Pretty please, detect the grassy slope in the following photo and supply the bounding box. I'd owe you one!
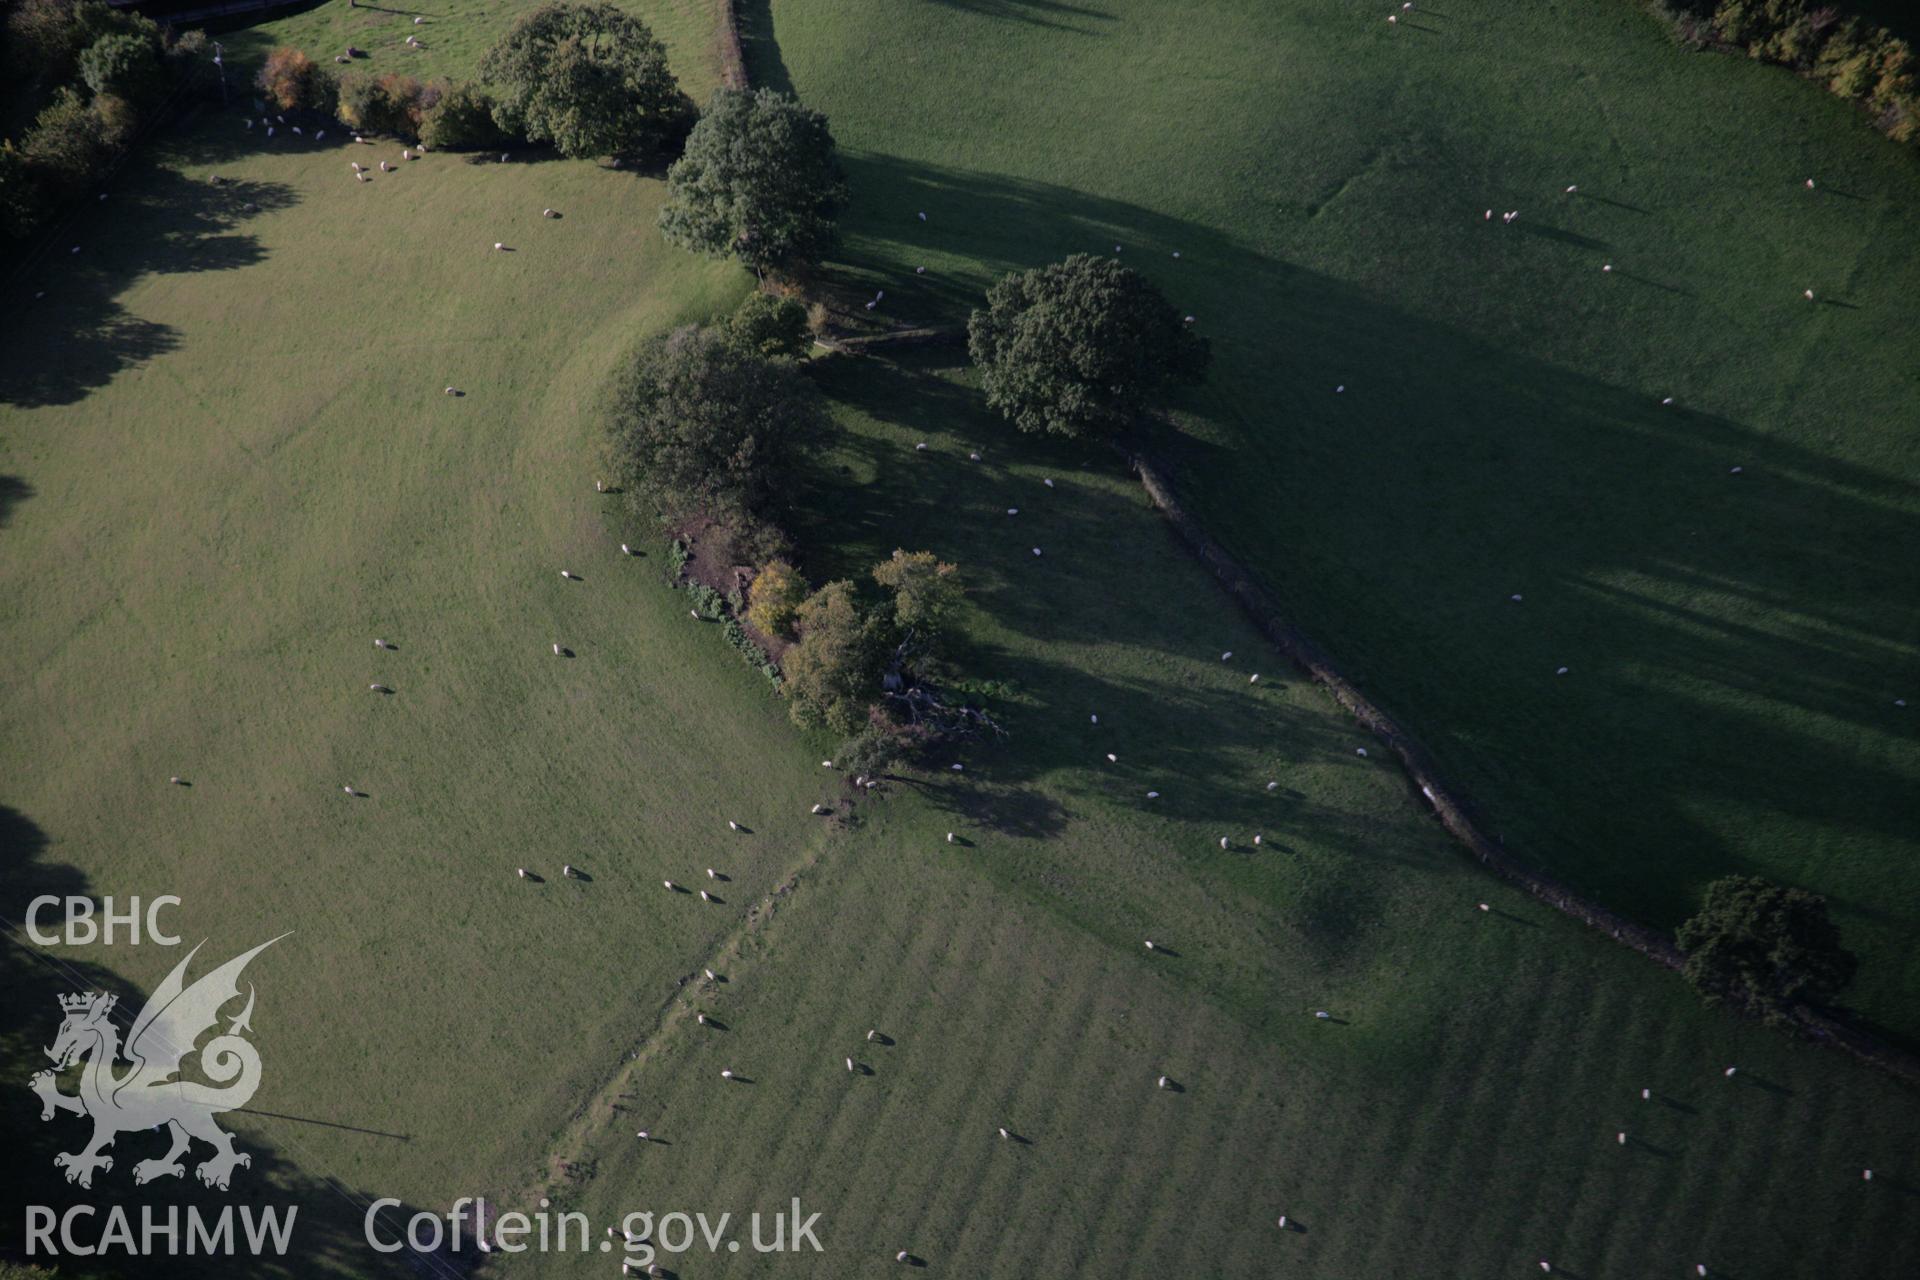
[0,4,785,1264]
[748,0,1920,1037]
[225,0,726,93]
[499,356,1920,1279]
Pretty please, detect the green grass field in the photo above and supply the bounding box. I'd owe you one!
[746,0,1920,1039]
[2,0,1919,1277]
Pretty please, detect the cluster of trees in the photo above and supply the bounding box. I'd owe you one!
[1,0,218,239]
[256,3,689,156]
[1659,0,1919,144]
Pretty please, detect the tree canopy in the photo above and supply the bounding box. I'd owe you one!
[967,253,1210,439]
[782,581,891,735]
[1676,875,1858,1024]
[872,549,962,639]
[604,324,825,529]
[659,87,847,276]
[727,291,812,360]
[478,2,680,157]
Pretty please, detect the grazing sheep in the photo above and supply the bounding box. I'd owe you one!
[1156,1075,1171,1089]
[1662,397,1675,405]
[501,153,510,163]
[1617,1132,1627,1145]
[379,161,390,172]
[375,638,391,648]
[1221,651,1233,661]
[1642,1087,1651,1099]
[811,804,825,814]
[946,831,955,843]
[246,119,253,129]
[1556,667,1569,676]
[1864,1169,1874,1181]
[1249,673,1260,684]
[543,208,558,218]
[342,785,355,795]
[728,820,739,831]
[697,1013,709,1025]
[316,130,325,140]
[266,126,275,137]
[1090,713,1099,724]
[918,212,927,220]
[690,609,700,619]
[1278,1216,1288,1229]
[517,868,529,878]
[369,683,392,693]
[1602,263,1613,273]
[292,126,303,135]
[621,543,633,555]
[705,967,717,980]
[970,452,981,461]
[1219,837,1229,850]
[1043,478,1055,488]
[1805,178,1815,189]
[664,879,678,891]
[897,1252,910,1264]
[700,890,714,902]
[1356,747,1368,757]
[1253,834,1262,846]
[998,1127,1010,1139]
[1144,940,1156,951]
[721,1069,734,1080]
[351,161,364,172]
[950,763,964,771]
[1314,1010,1330,1020]
[1479,903,1490,912]
[403,150,413,160]
[1106,752,1117,763]
[636,1129,650,1140]
[846,1057,855,1072]
[1724,1066,1738,1077]
[561,570,577,579]
[552,643,562,655]
[1007,507,1019,516]
[494,242,505,251]
[1565,184,1576,193]
[356,172,367,182]
[867,1029,878,1041]
[563,864,575,878]
[170,776,186,786]
[915,442,927,451]
[1146,790,1160,799]
[1032,547,1043,556]
[1804,289,1815,300]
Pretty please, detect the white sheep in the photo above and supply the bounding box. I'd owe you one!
[1144,940,1156,951]
[1156,1075,1171,1089]
[1106,753,1117,763]
[543,208,558,218]
[1221,651,1233,661]
[811,803,825,814]
[621,543,633,555]
[375,638,391,648]
[552,643,562,655]
[1090,714,1099,724]
[700,890,714,902]
[517,868,529,878]
[846,1057,855,1072]
[721,1069,734,1080]
[560,569,577,579]
[946,832,955,843]
[705,968,717,980]
[998,1127,1010,1139]
[369,683,392,693]
[635,1129,650,1140]
[1266,781,1279,790]
[563,864,575,878]
[728,820,739,831]
[1146,790,1160,799]
[1617,1132,1627,1145]
[1032,547,1043,556]
[866,1029,877,1041]
[1724,1066,1738,1077]
[1219,837,1229,850]
[292,126,303,135]
[1043,478,1055,488]
[697,1013,709,1025]
[170,776,186,786]
[897,1252,911,1264]
[1249,673,1260,684]
[664,879,678,891]
[379,161,390,172]
[356,172,367,182]
[1314,1010,1330,1020]
[493,242,505,251]
[1253,834,1263,846]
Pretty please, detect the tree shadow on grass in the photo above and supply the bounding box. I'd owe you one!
[792,151,1920,1036]
[1,148,295,409]
[0,806,442,1278]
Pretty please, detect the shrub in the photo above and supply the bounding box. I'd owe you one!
[968,253,1210,440]
[871,549,961,638]
[1676,875,1858,1025]
[419,81,507,150]
[783,581,889,734]
[0,143,48,238]
[727,291,812,359]
[257,46,331,114]
[604,324,827,527]
[479,2,680,157]
[659,87,847,277]
[337,72,426,137]
[745,558,808,638]
[78,31,164,105]
[163,29,222,102]
[21,87,117,195]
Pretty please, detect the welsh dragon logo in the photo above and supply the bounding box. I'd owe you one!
[31,936,285,1191]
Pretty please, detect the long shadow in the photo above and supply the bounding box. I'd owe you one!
[2,144,294,408]
[0,475,33,528]
[0,806,435,1277]
[796,151,1920,1040]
